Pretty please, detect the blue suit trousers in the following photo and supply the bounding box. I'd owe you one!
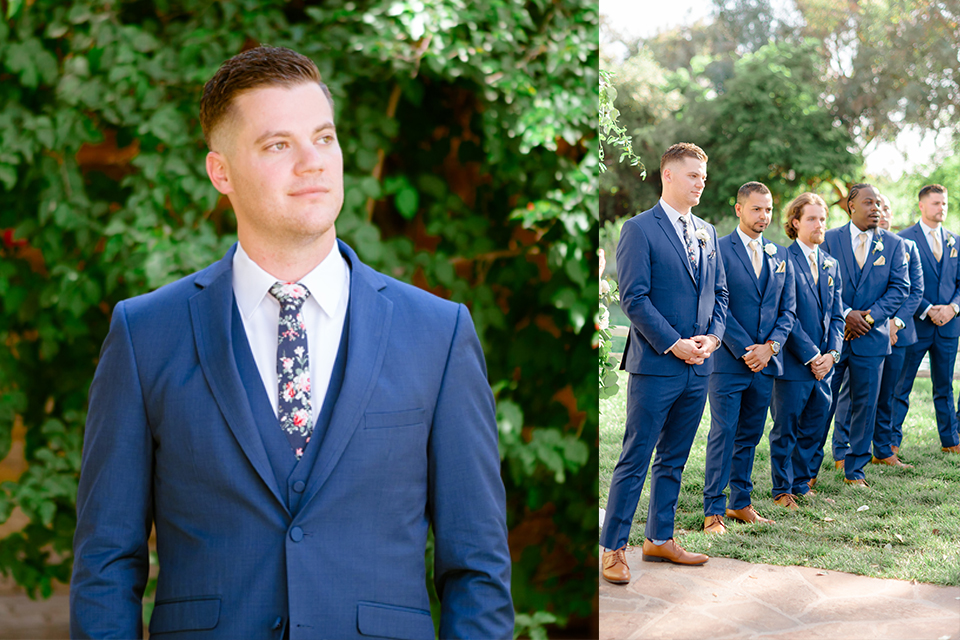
[769,376,833,496]
[601,369,708,547]
[827,353,885,480]
[894,335,960,448]
[703,372,773,516]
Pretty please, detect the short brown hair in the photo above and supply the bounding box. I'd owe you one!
[919,184,947,200]
[660,142,708,173]
[200,46,333,149]
[783,192,827,240]
[736,181,771,206]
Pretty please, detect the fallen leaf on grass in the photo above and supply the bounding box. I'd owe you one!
[824,498,835,504]
[815,571,828,576]
[895,534,904,542]
[823,517,835,522]
[883,543,892,551]
[932,529,940,536]
[856,505,869,512]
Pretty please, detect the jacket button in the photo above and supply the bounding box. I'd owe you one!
[290,526,304,542]
[293,480,305,492]
[272,616,283,630]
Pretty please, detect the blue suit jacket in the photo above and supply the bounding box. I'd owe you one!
[70,241,513,639]
[617,202,728,377]
[822,224,909,357]
[892,237,924,346]
[713,233,796,376]
[780,243,844,381]
[899,222,960,340]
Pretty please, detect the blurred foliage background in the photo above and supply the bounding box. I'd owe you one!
[0,0,599,637]
[600,0,959,273]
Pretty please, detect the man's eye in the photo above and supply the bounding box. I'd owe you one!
[318,134,335,144]
[270,142,287,151]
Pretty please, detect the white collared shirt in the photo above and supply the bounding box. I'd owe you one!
[232,242,350,422]
[660,198,696,252]
[796,238,819,266]
[919,218,944,258]
[735,226,763,261]
[848,221,874,252]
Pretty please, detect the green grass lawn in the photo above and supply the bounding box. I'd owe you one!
[600,373,960,586]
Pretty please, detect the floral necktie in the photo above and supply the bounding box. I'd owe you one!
[679,216,698,269]
[269,282,313,459]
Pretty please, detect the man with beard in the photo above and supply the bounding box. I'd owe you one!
[892,185,960,455]
[822,184,909,487]
[702,182,796,533]
[601,143,728,584]
[769,193,844,505]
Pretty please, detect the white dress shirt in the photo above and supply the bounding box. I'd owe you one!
[735,226,763,264]
[918,220,953,320]
[232,242,350,422]
[847,221,874,255]
[660,198,696,257]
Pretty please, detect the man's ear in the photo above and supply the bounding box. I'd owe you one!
[206,151,233,195]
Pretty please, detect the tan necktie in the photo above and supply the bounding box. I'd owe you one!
[931,229,942,262]
[809,251,819,285]
[855,232,868,269]
[750,239,762,278]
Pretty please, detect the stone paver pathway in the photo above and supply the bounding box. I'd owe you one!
[601,546,960,640]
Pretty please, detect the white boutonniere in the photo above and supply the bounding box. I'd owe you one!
[764,243,777,257]
[822,258,835,270]
[948,235,956,247]
[694,228,709,247]
[873,238,883,253]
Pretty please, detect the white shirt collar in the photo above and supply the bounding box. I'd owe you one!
[797,239,819,262]
[848,221,874,245]
[736,225,762,249]
[660,198,692,227]
[919,218,942,238]
[232,242,348,320]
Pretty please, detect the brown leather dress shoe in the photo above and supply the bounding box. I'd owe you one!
[703,515,726,534]
[641,539,708,566]
[843,477,870,487]
[891,445,899,455]
[601,546,630,584]
[871,454,913,469]
[773,493,799,510]
[725,505,774,524]
[808,477,817,491]
[834,459,845,470]
[942,445,960,454]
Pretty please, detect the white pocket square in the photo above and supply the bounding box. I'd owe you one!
[952,248,958,258]
[828,276,834,287]
[873,255,885,266]
[775,260,786,273]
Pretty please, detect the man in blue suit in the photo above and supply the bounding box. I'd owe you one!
[822,183,909,486]
[702,182,796,533]
[70,47,513,639]
[832,194,922,469]
[892,184,960,455]
[769,193,843,507]
[601,143,728,584]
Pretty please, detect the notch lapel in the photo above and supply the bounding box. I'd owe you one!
[858,228,880,286]
[938,228,950,281]
[837,224,860,290]
[731,232,762,293]
[817,252,831,315]
[911,223,939,280]
[189,246,289,515]
[297,242,393,513]
[655,207,697,285]
[790,243,817,297]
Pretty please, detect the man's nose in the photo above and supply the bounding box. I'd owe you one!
[296,142,325,173]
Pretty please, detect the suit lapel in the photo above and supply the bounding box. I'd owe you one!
[298,242,393,512]
[189,245,289,515]
[859,228,879,285]
[790,243,817,297]
[817,252,831,314]
[937,228,950,280]
[910,223,939,281]
[731,232,762,293]
[655,206,697,285]
[837,224,860,290]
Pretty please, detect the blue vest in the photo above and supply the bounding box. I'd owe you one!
[231,295,350,514]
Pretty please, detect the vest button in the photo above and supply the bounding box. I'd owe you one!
[290,527,304,542]
[293,480,305,493]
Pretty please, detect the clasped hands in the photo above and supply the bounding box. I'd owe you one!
[844,309,872,341]
[928,304,957,327]
[809,352,836,381]
[669,335,719,365]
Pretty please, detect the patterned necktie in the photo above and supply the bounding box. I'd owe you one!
[679,216,698,269]
[749,239,762,278]
[931,229,942,262]
[808,250,819,285]
[269,282,313,460]
[855,232,868,269]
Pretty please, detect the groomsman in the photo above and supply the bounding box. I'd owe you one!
[832,194,922,468]
[823,183,909,486]
[702,182,795,534]
[601,143,728,584]
[769,193,843,507]
[892,185,960,454]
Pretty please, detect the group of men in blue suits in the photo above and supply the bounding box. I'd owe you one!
[602,141,958,587]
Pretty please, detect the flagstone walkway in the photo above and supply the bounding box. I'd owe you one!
[600,546,960,640]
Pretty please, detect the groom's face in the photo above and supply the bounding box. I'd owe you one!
[664,156,707,209]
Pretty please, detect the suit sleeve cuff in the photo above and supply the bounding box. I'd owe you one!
[804,352,821,366]
[664,338,680,355]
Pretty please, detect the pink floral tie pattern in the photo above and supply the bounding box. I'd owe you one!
[269,282,313,459]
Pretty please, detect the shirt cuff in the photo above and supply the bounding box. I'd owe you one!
[665,338,680,355]
[842,308,851,319]
[920,304,932,320]
[804,352,821,366]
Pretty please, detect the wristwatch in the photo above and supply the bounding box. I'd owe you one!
[864,313,875,325]
[767,340,781,355]
[952,303,959,315]
[828,349,840,361]
[894,317,905,330]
